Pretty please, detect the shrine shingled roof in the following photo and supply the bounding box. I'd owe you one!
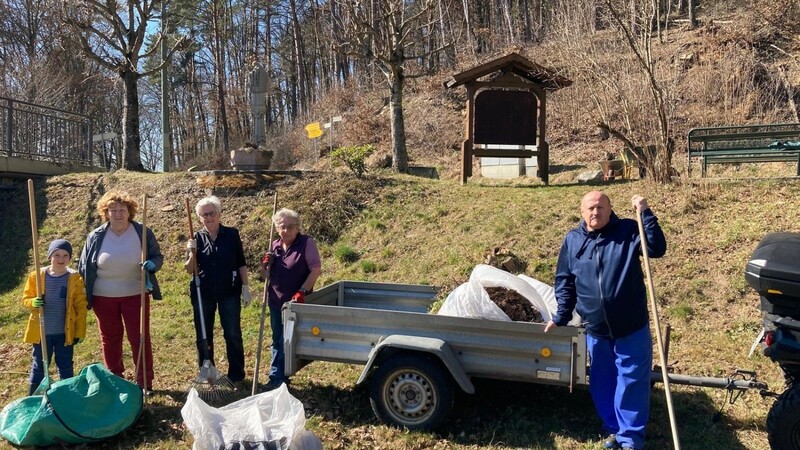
[443,52,572,91]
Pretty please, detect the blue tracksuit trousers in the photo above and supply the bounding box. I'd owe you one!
[587,324,652,449]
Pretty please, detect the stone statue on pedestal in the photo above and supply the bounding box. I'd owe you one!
[230,66,273,170]
[249,66,269,146]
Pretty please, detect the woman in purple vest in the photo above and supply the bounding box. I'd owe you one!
[262,208,321,390]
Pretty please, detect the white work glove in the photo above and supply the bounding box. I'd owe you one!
[186,239,197,250]
[241,285,252,307]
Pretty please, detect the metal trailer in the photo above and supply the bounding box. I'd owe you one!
[283,280,769,431]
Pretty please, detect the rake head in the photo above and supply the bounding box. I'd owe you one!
[187,360,235,402]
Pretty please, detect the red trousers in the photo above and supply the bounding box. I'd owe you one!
[92,294,154,389]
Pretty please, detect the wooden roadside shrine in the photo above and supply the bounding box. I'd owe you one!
[444,53,572,185]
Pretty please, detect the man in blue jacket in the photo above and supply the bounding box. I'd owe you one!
[545,191,666,450]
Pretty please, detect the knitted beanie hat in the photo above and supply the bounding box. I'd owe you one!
[47,239,73,258]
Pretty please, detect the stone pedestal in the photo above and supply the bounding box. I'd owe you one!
[230,147,273,170]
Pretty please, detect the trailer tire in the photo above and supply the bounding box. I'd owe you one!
[767,384,800,450]
[368,354,454,431]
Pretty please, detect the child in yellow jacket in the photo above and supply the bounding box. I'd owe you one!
[22,239,88,395]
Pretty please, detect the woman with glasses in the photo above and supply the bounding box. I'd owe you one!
[184,196,251,390]
[78,191,163,393]
[260,208,321,391]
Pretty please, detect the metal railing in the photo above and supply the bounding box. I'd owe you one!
[1,96,93,167]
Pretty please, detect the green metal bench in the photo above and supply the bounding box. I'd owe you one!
[687,123,800,177]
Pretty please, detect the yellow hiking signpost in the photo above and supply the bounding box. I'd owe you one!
[306,117,342,159]
[306,122,324,160]
[305,122,323,139]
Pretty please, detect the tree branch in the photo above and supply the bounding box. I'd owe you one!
[597,121,636,151]
[140,35,190,77]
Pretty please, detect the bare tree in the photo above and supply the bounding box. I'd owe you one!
[600,0,675,183]
[63,0,185,170]
[338,0,443,173]
[0,0,73,102]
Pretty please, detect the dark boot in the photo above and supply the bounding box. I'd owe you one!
[603,434,620,449]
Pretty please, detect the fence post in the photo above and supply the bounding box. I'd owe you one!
[5,98,12,156]
[87,118,94,167]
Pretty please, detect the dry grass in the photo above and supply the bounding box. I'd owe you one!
[1,170,799,450]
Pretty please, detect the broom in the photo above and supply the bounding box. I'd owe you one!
[184,198,234,401]
[27,179,51,396]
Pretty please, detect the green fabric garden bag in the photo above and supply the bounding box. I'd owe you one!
[0,363,143,446]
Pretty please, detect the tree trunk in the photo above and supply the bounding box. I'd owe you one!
[389,67,408,173]
[655,0,662,42]
[779,66,800,122]
[172,87,186,166]
[688,0,696,27]
[122,70,144,170]
[264,4,274,128]
[501,0,514,43]
[114,137,122,169]
[438,0,455,67]
[462,0,476,58]
[212,0,230,154]
[289,0,308,113]
[333,3,350,85]
[310,0,328,91]
[191,56,210,155]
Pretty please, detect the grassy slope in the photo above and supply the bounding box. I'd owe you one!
[1,170,799,450]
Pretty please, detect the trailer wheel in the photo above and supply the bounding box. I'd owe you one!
[368,354,454,431]
[767,384,800,450]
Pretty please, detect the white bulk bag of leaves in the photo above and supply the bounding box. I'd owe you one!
[437,265,510,321]
[182,384,306,450]
[438,264,581,326]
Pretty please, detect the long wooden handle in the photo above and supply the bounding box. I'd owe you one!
[637,208,681,450]
[141,195,148,289]
[252,191,278,396]
[184,198,199,277]
[27,180,43,298]
[27,180,47,359]
[185,198,195,236]
[265,192,278,282]
[138,195,149,396]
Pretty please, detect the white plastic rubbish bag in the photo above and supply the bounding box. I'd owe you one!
[438,264,580,326]
[290,429,324,450]
[437,274,508,321]
[518,273,581,326]
[182,384,306,450]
